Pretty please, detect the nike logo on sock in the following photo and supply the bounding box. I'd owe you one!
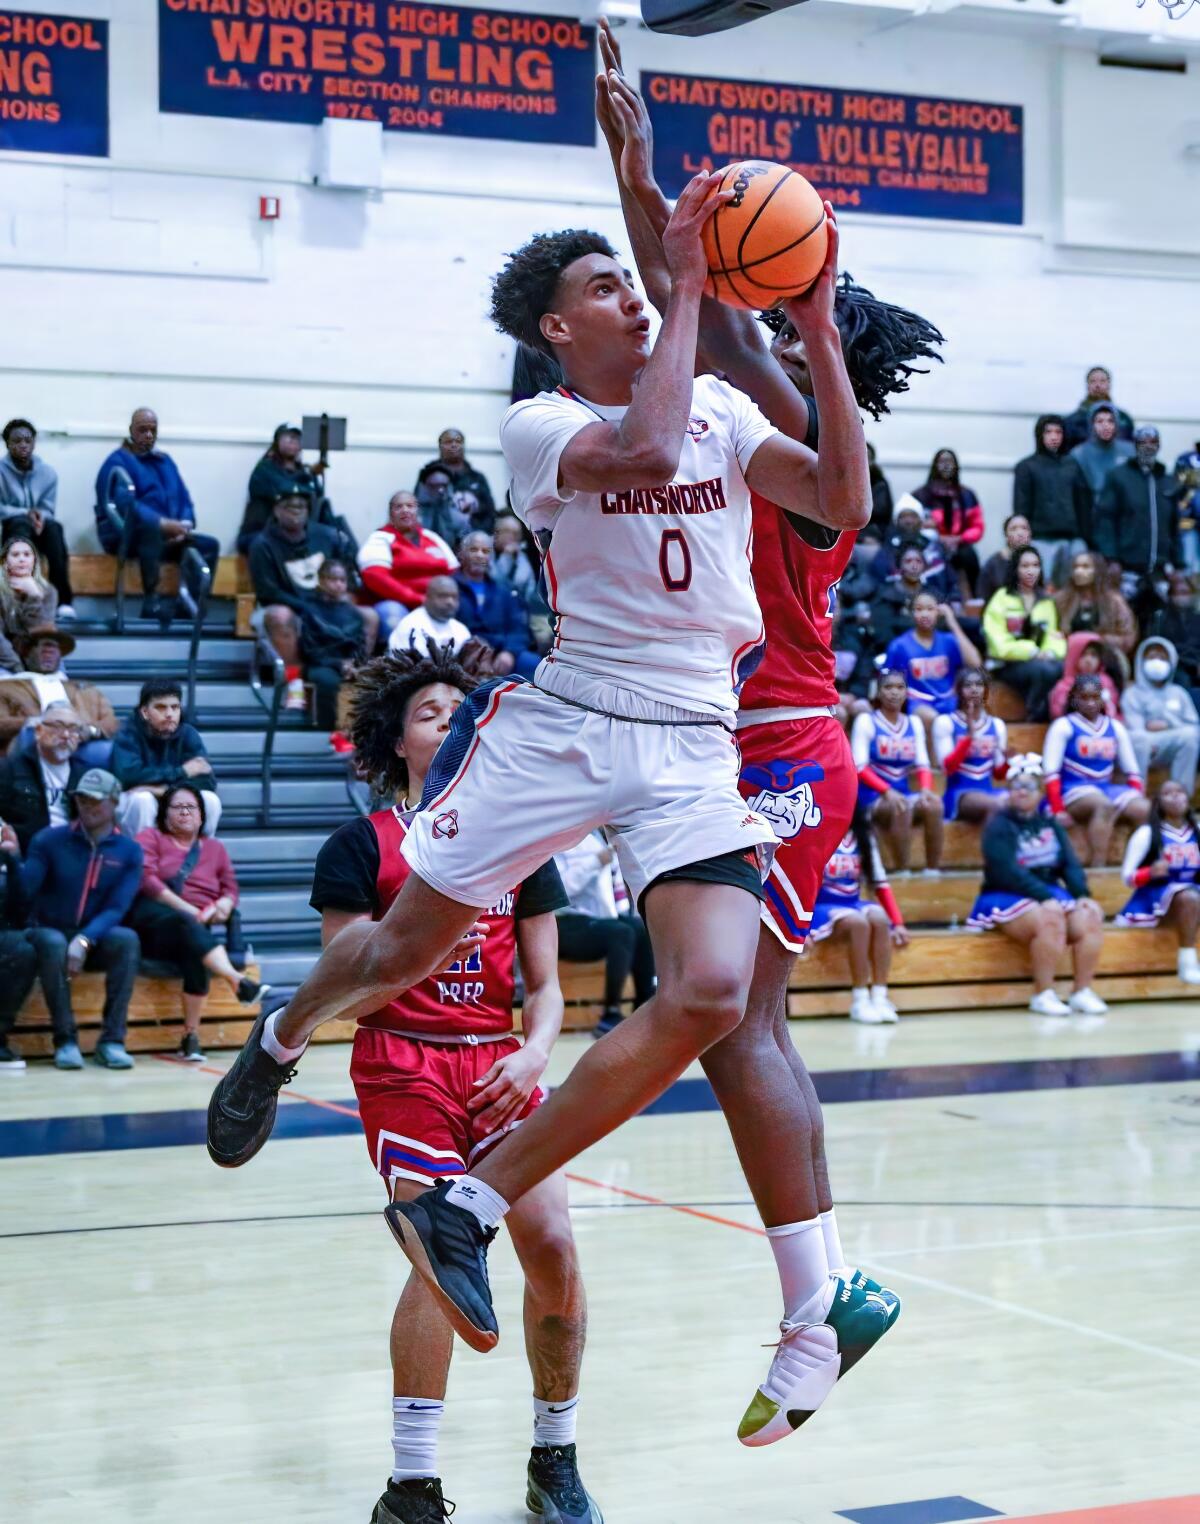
[406,1403,441,1411]
[547,1403,578,1413]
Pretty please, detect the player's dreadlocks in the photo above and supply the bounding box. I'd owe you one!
[490,229,618,353]
[759,273,945,420]
[348,646,489,798]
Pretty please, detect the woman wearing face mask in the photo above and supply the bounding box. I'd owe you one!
[0,534,56,673]
[851,668,943,873]
[977,515,1031,605]
[1120,637,1200,796]
[1042,673,1149,867]
[931,668,1009,825]
[982,547,1066,721]
[968,754,1108,1018]
[912,448,983,599]
[1116,779,1200,984]
[1053,551,1137,662]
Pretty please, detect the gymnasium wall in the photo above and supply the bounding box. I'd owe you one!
[3,0,1200,556]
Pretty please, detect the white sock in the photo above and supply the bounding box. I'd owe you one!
[1179,947,1199,974]
[870,984,890,1005]
[444,1174,510,1229]
[765,1217,828,1319]
[850,985,870,1002]
[261,1009,307,1065]
[533,1394,579,1448]
[819,1207,847,1275]
[391,1396,443,1481]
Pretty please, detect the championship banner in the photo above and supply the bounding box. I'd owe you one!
[643,71,1023,226]
[158,1,595,146]
[0,10,108,157]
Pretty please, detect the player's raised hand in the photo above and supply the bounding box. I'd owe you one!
[598,15,626,76]
[607,70,656,195]
[468,1043,546,1134]
[781,203,839,337]
[662,172,729,293]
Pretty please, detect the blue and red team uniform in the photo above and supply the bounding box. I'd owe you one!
[736,492,859,953]
[850,708,933,813]
[806,829,903,943]
[1042,712,1143,815]
[932,710,1009,821]
[310,806,567,1191]
[1117,821,1200,925]
[883,629,962,715]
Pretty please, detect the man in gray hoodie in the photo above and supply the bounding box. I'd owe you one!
[1121,636,1200,793]
[1069,402,1135,500]
[0,419,75,618]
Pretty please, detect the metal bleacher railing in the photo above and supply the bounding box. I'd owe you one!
[248,624,286,827]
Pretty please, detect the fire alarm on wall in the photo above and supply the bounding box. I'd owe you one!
[259,195,280,220]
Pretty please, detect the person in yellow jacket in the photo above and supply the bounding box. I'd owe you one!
[983,546,1067,720]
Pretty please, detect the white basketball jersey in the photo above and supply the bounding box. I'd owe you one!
[500,373,777,719]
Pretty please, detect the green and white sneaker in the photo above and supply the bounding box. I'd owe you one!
[737,1274,893,1447]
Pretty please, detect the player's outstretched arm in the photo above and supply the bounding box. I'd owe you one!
[743,213,870,532]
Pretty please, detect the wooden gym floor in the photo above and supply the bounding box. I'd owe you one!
[2,1004,1199,1524]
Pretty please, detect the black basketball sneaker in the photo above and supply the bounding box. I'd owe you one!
[526,1444,604,1523]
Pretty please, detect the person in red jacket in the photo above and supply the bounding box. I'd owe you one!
[357,490,459,642]
[913,448,984,598]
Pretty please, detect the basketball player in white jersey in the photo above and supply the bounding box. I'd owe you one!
[208,170,870,1357]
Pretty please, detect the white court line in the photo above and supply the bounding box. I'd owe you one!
[873,1220,1200,1259]
[870,1261,1200,1371]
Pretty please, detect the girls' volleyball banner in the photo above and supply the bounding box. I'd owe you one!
[0,10,108,156]
[157,1,595,146]
[643,71,1023,226]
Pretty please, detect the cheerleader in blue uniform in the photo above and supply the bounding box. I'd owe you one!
[808,804,910,1024]
[1042,673,1148,867]
[1116,778,1200,985]
[931,668,1009,826]
[850,669,943,873]
[968,754,1108,1018]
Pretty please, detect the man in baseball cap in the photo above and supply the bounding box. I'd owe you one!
[22,764,143,1070]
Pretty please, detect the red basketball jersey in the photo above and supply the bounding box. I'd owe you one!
[739,493,855,713]
[361,808,517,1039]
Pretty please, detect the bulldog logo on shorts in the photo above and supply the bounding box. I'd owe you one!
[432,810,460,840]
[741,759,825,841]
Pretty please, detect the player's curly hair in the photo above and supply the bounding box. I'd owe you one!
[347,646,490,797]
[490,229,619,353]
[759,273,945,420]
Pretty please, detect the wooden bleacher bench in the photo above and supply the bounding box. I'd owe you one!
[69,553,250,601]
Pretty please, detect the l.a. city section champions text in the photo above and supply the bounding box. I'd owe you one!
[159,0,595,144]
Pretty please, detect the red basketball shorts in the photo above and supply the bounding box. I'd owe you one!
[737,714,858,953]
[349,1028,544,1192]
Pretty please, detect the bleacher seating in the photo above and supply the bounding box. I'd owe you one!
[5,550,1196,1054]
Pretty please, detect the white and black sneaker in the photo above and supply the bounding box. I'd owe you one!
[206,1007,297,1168]
[526,1444,603,1523]
[370,1476,454,1523]
[0,1043,26,1072]
[179,1032,205,1063]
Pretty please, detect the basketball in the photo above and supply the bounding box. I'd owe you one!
[701,161,829,311]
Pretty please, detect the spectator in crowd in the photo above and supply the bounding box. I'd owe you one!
[390,574,471,660]
[1121,637,1200,797]
[967,755,1107,1018]
[1175,441,1200,576]
[94,408,220,624]
[1053,550,1137,663]
[416,428,496,530]
[22,767,142,1070]
[1012,415,1090,587]
[492,513,539,606]
[851,668,943,873]
[1044,673,1147,867]
[874,544,957,651]
[0,819,37,1071]
[415,464,474,549]
[977,514,1032,606]
[0,705,89,851]
[357,489,458,641]
[932,668,1009,828]
[983,548,1066,721]
[0,419,75,618]
[1116,779,1200,985]
[298,559,370,728]
[239,423,325,555]
[1049,634,1123,721]
[0,628,117,760]
[130,782,264,1062]
[1096,426,1184,629]
[912,448,983,597]
[1063,366,1135,451]
[877,495,942,577]
[1069,403,1135,503]
[884,590,980,724]
[805,804,909,1025]
[1156,575,1200,704]
[0,535,57,671]
[250,495,377,704]
[454,532,539,678]
[110,679,221,837]
[555,832,656,1038]
[867,441,893,534]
